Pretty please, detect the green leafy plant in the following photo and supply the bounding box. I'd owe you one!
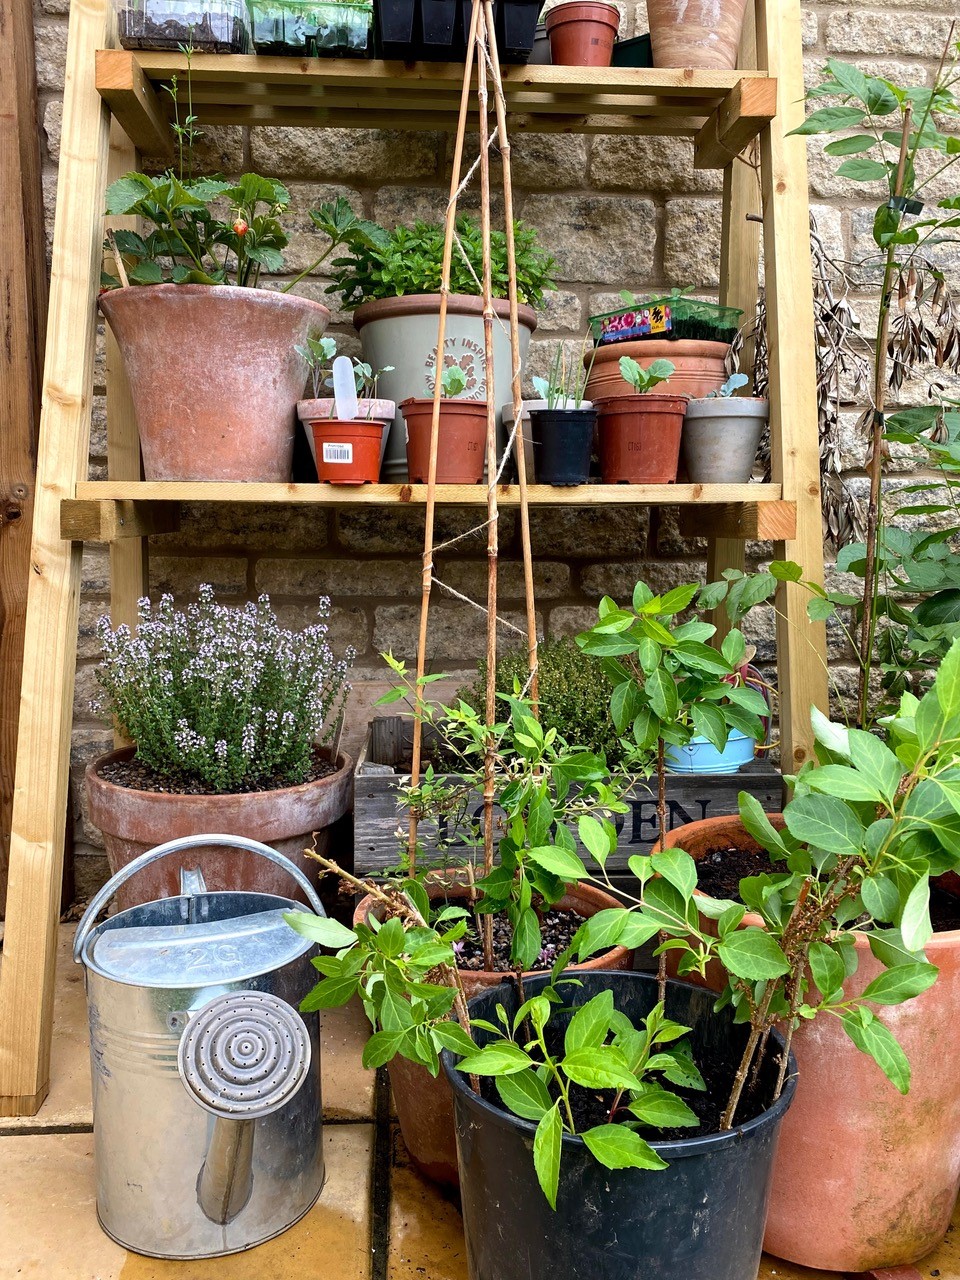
[297,334,339,399]
[707,373,750,399]
[441,365,469,398]
[313,205,555,309]
[531,338,598,409]
[92,585,353,791]
[618,356,675,394]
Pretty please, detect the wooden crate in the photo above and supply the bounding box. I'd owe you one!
[354,717,784,875]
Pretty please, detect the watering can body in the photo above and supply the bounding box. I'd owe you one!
[74,835,326,1259]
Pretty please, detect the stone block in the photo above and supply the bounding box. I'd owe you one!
[434,557,571,600]
[579,559,699,600]
[271,182,364,276]
[275,602,371,657]
[43,99,62,164]
[528,506,650,557]
[249,127,442,182]
[160,503,331,551]
[255,556,414,598]
[590,137,723,196]
[801,9,818,47]
[81,546,110,594]
[143,126,245,177]
[149,555,249,596]
[824,11,955,58]
[34,19,68,90]
[509,134,589,190]
[536,289,583,333]
[663,198,722,288]
[335,506,516,554]
[521,194,657,284]
[374,603,540,662]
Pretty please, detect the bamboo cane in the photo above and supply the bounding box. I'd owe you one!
[482,2,539,707]
[477,1,498,971]
[407,0,482,877]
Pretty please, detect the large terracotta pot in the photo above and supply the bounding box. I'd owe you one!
[353,294,537,481]
[99,285,330,481]
[354,877,635,1185]
[647,0,749,70]
[585,338,729,402]
[87,745,354,910]
[660,814,960,1272]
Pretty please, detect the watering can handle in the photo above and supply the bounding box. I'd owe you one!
[73,833,326,963]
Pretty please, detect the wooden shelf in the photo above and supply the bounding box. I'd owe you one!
[95,50,777,163]
[62,481,796,541]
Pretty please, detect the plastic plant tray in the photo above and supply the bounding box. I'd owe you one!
[373,0,536,61]
[248,0,371,53]
[589,296,744,346]
[117,0,251,51]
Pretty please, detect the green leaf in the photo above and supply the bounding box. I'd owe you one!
[717,930,791,980]
[861,962,938,1006]
[496,1068,553,1122]
[659,583,699,615]
[649,847,697,901]
[645,668,679,721]
[900,877,932,952]
[104,173,153,214]
[582,1124,668,1171]
[627,1083,699,1128]
[300,975,359,1011]
[561,1046,641,1091]
[565,990,615,1055]
[575,908,633,960]
[835,157,888,182]
[783,793,865,857]
[579,815,612,864]
[284,911,358,950]
[934,637,960,720]
[533,1104,564,1208]
[823,134,877,156]
[456,1042,532,1076]
[526,844,585,881]
[839,1009,911,1093]
[804,764,884,804]
[375,917,407,958]
[808,940,846,999]
[807,597,836,622]
[861,874,901,923]
[432,1023,476,1056]
[691,701,729,751]
[791,106,867,135]
[362,1029,407,1069]
[512,907,542,971]
[738,793,790,856]
[846,728,905,803]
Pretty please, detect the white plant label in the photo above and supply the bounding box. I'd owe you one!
[323,443,353,464]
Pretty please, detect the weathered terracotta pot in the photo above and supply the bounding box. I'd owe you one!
[87,745,354,910]
[585,338,729,402]
[545,0,620,66]
[660,814,960,1272]
[401,398,489,483]
[596,393,687,483]
[99,285,330,481]
[354,877,635,1185]
[647,0,749,70]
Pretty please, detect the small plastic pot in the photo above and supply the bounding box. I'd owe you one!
[664,730,757,775]
[401,397,488,483]
[597,392,687,483]
[682,397,768,483]
[444,970,797,1280]
[530,407,596,486]
[545,0,619,66]
[311,419,384,484]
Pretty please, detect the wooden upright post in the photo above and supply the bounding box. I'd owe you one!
[0,0,49,916]
[755,0,829,768]
[0,0,113,1115]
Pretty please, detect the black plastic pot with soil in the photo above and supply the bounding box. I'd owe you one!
[373,0,537,59]
[530,406,596,486]
[444,970,797,1280]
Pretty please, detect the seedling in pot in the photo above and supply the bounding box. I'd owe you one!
[706,372,750,399]
[618,356,675,394]
[441,365,469,398]
[296,333,338,399]
[532,338,599,409]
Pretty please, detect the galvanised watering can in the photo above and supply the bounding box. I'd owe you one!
[74,834,325,1259]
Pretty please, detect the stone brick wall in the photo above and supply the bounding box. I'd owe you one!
[29,0,960,893]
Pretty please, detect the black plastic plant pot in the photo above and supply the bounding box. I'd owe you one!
[373,0,415,51]
[530,407,596,486]
[443,971,798,1280]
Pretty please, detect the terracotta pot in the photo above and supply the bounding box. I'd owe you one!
[297,398,394,474]
[596,393,687,483]
[401,398,488,483]
[353,877,635,1185]
[545,0,620,66]
[647,0,749,70]
[585,338,729,402]
[660,813,960,1272]
[353,294,537,480]
[311,418,384,484]
[99,285,331,481]
[86,745,354,910]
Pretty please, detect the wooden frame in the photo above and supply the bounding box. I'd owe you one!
[0,0,828,1115]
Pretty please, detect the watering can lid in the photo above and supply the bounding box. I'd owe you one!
[90,909,310,987]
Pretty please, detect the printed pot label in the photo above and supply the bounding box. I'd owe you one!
[424,337,486,399]
[323,442,353,464]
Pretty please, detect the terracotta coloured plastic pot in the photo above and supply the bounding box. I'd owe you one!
[660,814,960,1272]
[647,0,749,70]
[353,877,636,1186]
[401,398,488,483]
[597,392,687,483]
[585,338,729,401]
[298,398,394,474]
[310,419,385,484]
[354,294,537,480]
[86,745,354,910]
[545,0,619,66]
[99,285,331,481]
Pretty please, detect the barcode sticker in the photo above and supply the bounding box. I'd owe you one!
[323,443,353,464]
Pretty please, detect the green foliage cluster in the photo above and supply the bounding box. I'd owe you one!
[618,356,675,395]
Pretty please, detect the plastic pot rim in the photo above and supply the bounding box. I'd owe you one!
[442,970,798,1160]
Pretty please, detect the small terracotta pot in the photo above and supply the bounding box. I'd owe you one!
[647,0,749,70]
[99,285,330,481]
[586,338,729,402]
[401,398,488,483]
[545,0,620,66]
[86,745,354,910]
[353,876,635,1185]
[311,419,384,484]
[597,393,687,483]
[659,813,960,1272]
[298,398,394,474]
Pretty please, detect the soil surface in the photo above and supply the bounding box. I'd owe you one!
[99,750,337,797]
[930,883,960,933]
[118,8,246,51]
[456,909,583,973]
[694,845,788,901]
